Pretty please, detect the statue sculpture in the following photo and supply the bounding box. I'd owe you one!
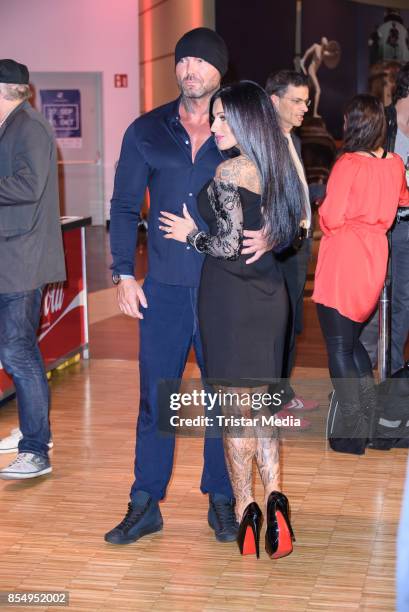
[300,37,341,118]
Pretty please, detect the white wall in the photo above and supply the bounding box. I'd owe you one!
[1,0,140,223]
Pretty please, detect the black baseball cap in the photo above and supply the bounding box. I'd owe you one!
[0,59,29,84]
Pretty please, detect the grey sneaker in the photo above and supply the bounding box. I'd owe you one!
[0,428,53,454]
[0,452,52,479]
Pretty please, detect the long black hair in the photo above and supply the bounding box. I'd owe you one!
[342,94,386,154]
[210,80,304,247]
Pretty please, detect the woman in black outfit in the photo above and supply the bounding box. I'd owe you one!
[159,81,304,558]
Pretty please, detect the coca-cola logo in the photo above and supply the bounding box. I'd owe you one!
[43,282,65,316]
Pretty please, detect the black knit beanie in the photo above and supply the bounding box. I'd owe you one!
[175,28,228,77]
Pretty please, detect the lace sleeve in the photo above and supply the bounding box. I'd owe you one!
[187,180,243,260]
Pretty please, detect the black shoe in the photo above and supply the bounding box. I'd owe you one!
[327,393,367,455]
[329,436,367,455]
[104,491,163,545]
[208,493,239,542]
[237,501,262,558]
[329,410,368,455]
[265,491,295,559]
[358,374,381,443]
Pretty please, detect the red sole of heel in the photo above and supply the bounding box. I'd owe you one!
[242,525,257,555]
[270,510,293,559]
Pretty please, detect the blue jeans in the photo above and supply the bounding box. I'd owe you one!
[0,288,50,458]
[131,276,233,502]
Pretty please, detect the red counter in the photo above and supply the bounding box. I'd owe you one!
[0,216,91,401]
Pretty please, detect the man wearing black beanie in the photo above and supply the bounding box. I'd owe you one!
[107,28,268,546]
[174,27,229,78]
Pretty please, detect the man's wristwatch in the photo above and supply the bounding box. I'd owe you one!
[112,273,135,285]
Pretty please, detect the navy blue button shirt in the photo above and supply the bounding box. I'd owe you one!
[110,97,224,287]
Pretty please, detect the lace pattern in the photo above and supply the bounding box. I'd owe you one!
[188,179,243,260]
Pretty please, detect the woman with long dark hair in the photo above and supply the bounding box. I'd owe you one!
[158,80,304,559]
[312,94,409,455]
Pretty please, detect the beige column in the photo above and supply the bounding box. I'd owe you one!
[139,0,215,113]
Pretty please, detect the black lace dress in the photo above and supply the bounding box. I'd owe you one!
[188,178,288,387]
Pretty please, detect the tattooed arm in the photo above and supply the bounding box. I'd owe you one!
[159,157,247,259]
[159,155,268,261]
[220,157,273,265]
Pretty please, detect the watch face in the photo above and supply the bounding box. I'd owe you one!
[112,273,121,285]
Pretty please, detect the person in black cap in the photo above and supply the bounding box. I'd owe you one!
[106,28,269,546]
[0,59,29,86]
[0,59,66,479]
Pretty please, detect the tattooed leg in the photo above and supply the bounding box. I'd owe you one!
[255,433,280,509]
[254,387,281,510]
[219,386,256,521]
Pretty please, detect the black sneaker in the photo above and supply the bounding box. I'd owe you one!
[208,493,239,542]
[104,491,163,545]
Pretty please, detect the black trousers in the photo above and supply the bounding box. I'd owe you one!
[276,238,312,401]
[360,219,409,373]
[316,304,372,405]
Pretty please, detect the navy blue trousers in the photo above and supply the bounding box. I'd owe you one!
[130,276,233,502]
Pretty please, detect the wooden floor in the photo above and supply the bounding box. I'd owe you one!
[0,228,408,611]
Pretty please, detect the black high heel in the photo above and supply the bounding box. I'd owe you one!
[265,491,295,559]
[237,502,262,558]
